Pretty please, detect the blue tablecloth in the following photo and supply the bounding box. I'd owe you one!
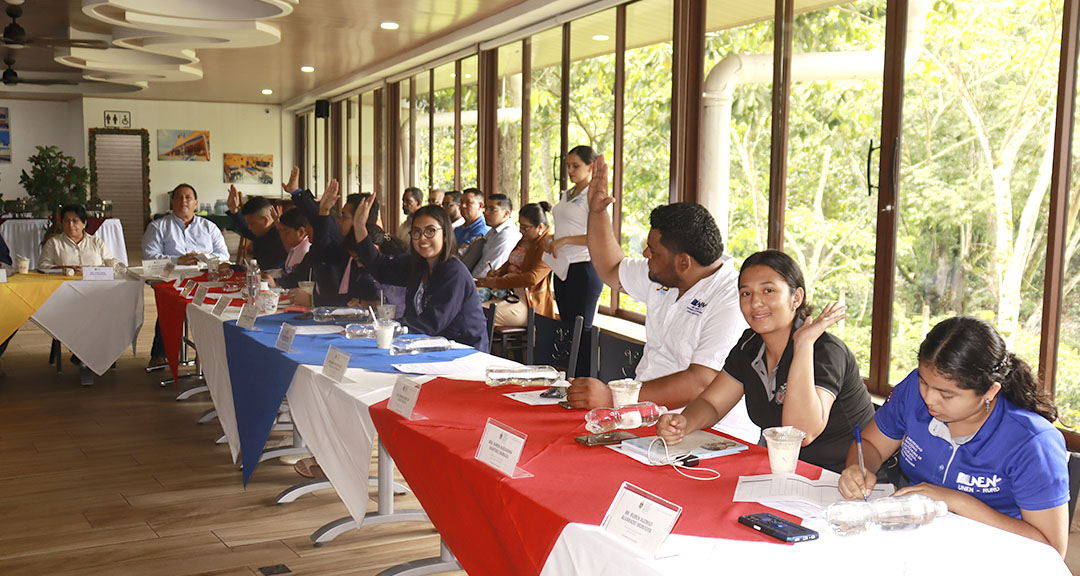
[222,312,476,485]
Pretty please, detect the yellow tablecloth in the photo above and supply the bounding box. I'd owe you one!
[0,273,72,342]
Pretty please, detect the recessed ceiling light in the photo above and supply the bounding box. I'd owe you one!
[380,22,399,30]
[464,74,472,79]
[261,88,273,95]
[450,73,456,78]
[705,31,721,38]
[300,65,315,73]
[592,34,610,41]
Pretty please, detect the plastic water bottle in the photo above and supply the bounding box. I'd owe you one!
[872,493,948,530]
[584,402,667,434]
[245,259,260,304]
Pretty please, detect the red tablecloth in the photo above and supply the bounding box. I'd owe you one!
[152,273,245,382]
[370,378,823,576]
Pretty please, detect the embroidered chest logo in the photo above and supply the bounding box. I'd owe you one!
[686,298,708,317]
[956,472,1003,494]
[655,285,670,295]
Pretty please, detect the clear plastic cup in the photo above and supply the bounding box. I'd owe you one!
[15,256,29,274]
[762,426,806,474]
[376,304,397,320]
[298,281,316,297]
[374,318,404,349]
[607,378,642,408]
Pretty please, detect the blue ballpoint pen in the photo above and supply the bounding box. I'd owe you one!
[855,424,868,501]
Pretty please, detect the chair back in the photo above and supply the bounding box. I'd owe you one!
[482,303,497,354]
[527,312,583,376]
[596,330,645,383]
[1069,451,1080,523]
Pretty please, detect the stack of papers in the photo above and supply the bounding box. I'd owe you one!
[733,472,895,518]
[621,431,748,463]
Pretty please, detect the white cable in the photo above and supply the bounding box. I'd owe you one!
[647,437,722,481]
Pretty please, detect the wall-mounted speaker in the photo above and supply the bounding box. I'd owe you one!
[314,99,330,118]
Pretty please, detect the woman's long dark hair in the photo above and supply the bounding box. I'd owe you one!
[918,316,1057,422]
[407,205,458,286]
[738,250,811,321]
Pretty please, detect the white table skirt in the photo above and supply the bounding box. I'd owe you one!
[187,303,244,463]
[30,278,143,375]
[0,218,49,270]
[540,515,1070,576]
[94,218,129,265]
[0,218,129,269]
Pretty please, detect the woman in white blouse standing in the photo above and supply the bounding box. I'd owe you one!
[38,204,115,272]
[542,145,603,376]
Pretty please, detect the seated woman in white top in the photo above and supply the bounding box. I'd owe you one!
[38,204,115,272]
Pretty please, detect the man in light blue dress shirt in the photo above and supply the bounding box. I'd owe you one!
[143,184,230,265]
[470,194,521,278]
[143,184,230,368]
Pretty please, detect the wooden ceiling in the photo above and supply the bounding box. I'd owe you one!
[0,0,849,105]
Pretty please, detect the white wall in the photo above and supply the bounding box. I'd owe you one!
[0,99,85,201]
[82,97,283,214]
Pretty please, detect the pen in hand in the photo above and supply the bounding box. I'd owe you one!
[855,424,868,501]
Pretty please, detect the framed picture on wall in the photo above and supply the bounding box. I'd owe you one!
[157,129,210,161]
[0,106,11,163]
[223,153,273,184]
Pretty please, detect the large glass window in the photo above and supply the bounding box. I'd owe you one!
[400,81,412,192]
[360,91,376,193]
[497,42,524,205]
[460,56,479,190]
[703,1,774,263]
[894,0,1063,384]
[415,72,431,194]
[529,27,563,207]
[432,62,456,190]
[619,0,675,314]
[568,11,616,159]
[780,0,885,376]
[346,96,359,196]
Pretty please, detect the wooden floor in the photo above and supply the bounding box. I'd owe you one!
[3,284,1080,574]
[0,285,465,576]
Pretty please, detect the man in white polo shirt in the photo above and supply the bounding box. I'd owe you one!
[567,155,749,423]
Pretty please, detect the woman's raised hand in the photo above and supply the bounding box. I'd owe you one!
[352,193,375,242]
[319,179,340,216]
[793,301,848,346]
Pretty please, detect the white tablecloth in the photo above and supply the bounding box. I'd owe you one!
[541,517,1070,575]
[0,219,49,270]
[94,219,129,265]
[187,303,243,463]
[0,218,129,269]
[30,278,143,375]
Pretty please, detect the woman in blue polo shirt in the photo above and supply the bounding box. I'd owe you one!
[839,316,1068,557]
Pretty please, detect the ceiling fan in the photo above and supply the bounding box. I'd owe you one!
[3,5,109,50]
[2,55,76,85]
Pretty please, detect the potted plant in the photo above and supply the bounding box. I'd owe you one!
[19,145,89,229]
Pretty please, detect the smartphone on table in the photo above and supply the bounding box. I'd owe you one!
[738,512,819,543]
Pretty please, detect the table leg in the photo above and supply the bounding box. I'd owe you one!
[79,364,93,386]
[277,479,333,503]
[215,434,228,445]
[175,384,209,400]
[196,408,217,424]
[376,539,460,576]
[309,441,426,546]
[258,427,308,462]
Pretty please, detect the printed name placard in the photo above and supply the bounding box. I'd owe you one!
[387,376,424,420]
[275,323,297,352]
[322,346,351,382]
[475,418,530,478]
[179,282,196,298]
[142,259,170,277]
[211,295,231,316]
[0,268,7,283]
[82,266,113,281]
[236,304,258,330]
[601,482,683,557]
[192,284,209,306]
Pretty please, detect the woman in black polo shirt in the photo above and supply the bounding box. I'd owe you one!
[656,250,875,473]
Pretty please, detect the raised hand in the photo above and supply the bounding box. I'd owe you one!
[269,205,282,228]
[793,301,848,347]
[319,179,340,216]
[587,154,615,214]
[283,165,300,195]
[227,184,241,213]
[352,193,375,242]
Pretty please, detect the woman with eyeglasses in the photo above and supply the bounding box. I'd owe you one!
[352,197,489,351]
[476,202,555,327]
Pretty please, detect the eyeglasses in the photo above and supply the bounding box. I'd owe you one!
[519,223,535,232]
[484,205,501,212]
[442,201,459,207]
[409,226,443,240]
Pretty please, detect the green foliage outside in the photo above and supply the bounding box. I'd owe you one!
[20,145,90,222]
